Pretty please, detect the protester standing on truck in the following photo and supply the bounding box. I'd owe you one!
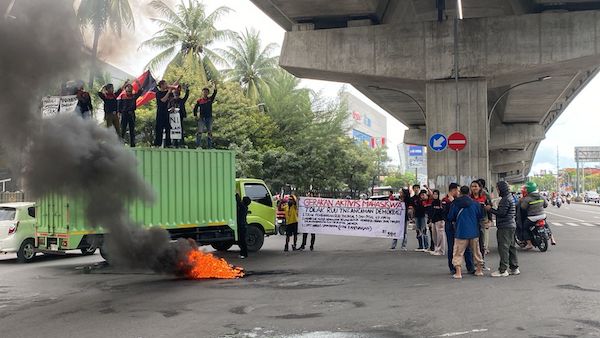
[98,82,124,135]
[236,193,250,259]
[117,83,142,147]
[284,195,299,252]
[193,82,217,149]
[154,80,174,148]
[168,84,190,148]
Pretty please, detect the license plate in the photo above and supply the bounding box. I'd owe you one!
[50,244,58,251]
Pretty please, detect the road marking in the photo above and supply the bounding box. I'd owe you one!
[438,329,488,337]
[571,209,600,215]
[581,223,595,227]
[566,222,580,227]
[553,222,564,226]
[545,211,585,222]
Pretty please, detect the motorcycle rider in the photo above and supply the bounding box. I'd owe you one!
[519,182,556,249]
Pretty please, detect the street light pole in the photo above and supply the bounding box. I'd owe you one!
[488,76,552,123]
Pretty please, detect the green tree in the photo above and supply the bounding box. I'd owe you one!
[219,28,279,102]
[530,174,557,192]
[384,170,417,191]
[140,0,234,82]
[77,0,135,88]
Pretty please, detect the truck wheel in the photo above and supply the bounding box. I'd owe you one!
[17,239,36,263]
[247,225,265,252]
[211,242,234,252]
[80,246,97,255]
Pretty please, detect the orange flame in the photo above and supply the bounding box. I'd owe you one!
[182,249,244,279]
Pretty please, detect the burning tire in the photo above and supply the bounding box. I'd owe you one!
[211,241,234,252]
[246,224,264,252]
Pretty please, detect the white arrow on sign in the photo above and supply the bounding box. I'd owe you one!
[433,137,445,148]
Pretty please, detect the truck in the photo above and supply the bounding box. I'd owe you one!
[35,148,276,258]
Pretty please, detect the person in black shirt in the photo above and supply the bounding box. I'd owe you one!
[236,193,251,259]
[193,82,217,149]
[98,82,124,135]
[75,80,93,119]
[154,80,174,147]
[117,83,142,147]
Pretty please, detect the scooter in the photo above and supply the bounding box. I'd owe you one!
[555,197,562,208]
[516,219,549,252]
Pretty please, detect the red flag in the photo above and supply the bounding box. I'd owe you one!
[117,70,157,107]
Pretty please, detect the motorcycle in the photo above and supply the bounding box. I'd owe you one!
[555,197,562,208]
[517,218,549,252]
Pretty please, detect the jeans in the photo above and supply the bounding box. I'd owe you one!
[120,111,136,147]
[446,227,474,273]
[497,227,518,273]
[415,217,428,249]
[433,221,446,254]
[390,220,408,249]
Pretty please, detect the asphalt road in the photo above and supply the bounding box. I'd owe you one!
[1,203,599,338]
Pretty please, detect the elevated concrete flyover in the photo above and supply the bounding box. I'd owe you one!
[251,0,600,186]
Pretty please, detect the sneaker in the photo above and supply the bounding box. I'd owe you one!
[452,274,463,279]
[298,246,305,251]
[415,248,424,252]
[509,268,521,275]
[474,271,484,277]
[310,246,314,251]
[239,255,246,259]
[400,247,408,251]
[387,248,396,251]
[491,270,509,277]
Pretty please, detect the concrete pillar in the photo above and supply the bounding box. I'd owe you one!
[426,79,489,189]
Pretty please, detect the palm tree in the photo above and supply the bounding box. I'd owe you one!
[219,29,279,102]
[77,0,135,88]
[140,0,234,82]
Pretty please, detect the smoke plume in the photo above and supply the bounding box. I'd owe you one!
[0,0,197,275]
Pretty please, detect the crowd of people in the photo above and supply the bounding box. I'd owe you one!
[387,179,555,279]
[73,78,218,148]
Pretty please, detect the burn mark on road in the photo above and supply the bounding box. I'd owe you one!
[159,310,180,318]
[574,319,600,329]
[229,306,249,315]
[272,312,322,319]
[99,307,117,314]
[243,270,296,277]
[557,284,600,292]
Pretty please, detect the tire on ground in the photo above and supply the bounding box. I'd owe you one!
[246,224,265,252]
[211,241,234,252]
[17,238,36,263]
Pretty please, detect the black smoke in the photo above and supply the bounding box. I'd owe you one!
[0,0,197,275]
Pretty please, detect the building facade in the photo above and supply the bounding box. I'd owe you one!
[343,92,387,149]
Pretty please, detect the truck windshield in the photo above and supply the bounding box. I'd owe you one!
[245,184,273,207]
[0,207,16,221]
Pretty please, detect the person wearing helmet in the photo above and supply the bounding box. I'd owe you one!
[519,181,548,250]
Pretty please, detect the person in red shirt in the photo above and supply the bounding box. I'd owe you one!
[470,180,492,270]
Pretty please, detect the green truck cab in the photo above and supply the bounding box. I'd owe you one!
[35,149,276,257]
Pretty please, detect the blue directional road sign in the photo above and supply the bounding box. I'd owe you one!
[429,133,447,152]
[408,145,424,157]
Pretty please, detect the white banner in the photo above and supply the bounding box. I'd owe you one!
[58,95,78,114]
[41,96,61,118]
[298,197,405,239]
[169,111,182,140]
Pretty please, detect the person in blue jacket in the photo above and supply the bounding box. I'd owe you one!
[447,185,485,279]
[442,183,474,275]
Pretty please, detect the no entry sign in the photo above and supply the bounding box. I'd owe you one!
[448,132,467,151]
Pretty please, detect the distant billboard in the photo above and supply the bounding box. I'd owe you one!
[575,147,600,162]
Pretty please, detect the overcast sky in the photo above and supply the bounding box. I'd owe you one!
[96,0,600,173]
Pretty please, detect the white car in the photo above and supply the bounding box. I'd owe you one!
[584,192,600,203]
[0,202,37,262]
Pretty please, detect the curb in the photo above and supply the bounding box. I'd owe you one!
[573,202,600,207]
